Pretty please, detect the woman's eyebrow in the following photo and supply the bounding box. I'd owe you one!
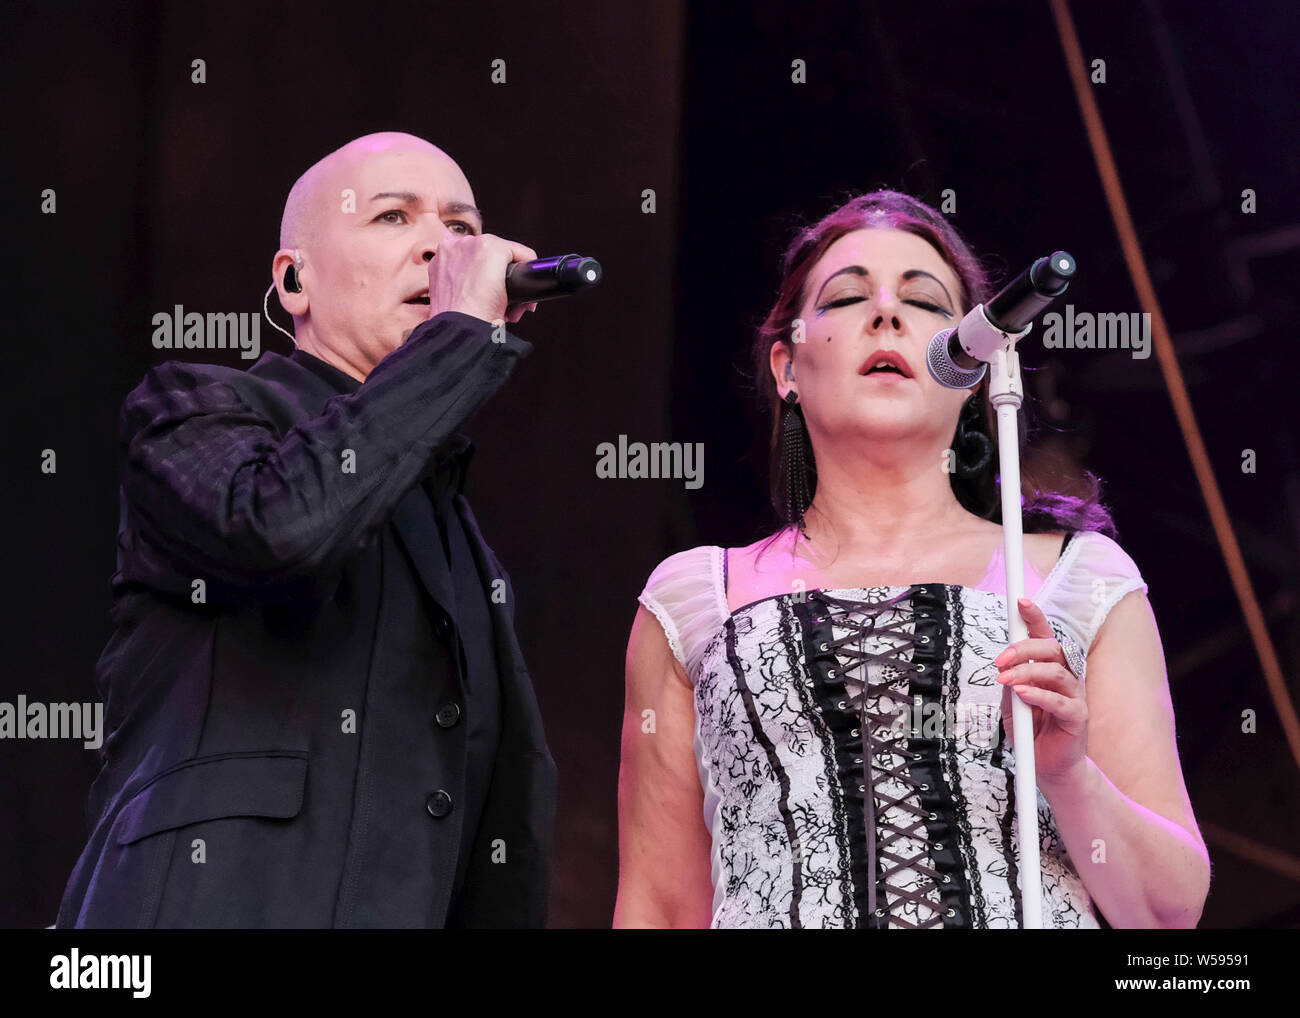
[813,265,868,303]
[901,269,954,306]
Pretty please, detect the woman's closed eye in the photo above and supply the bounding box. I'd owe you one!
[816,295,953,317]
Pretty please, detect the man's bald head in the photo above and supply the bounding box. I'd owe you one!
[279,132,463,250]
[273,131,485,382]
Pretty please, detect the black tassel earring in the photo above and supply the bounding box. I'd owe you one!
[781,390,813,537]
[953,394,993,478]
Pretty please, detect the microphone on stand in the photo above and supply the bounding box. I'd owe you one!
[505,254,603,304]
[926,251,1076,389]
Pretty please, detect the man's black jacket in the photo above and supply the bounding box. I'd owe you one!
[55,312,556,928]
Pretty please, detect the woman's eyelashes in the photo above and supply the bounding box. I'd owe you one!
[816,294,953,317]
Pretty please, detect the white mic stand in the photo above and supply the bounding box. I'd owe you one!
[933,303,1042,927]
[925,250,1076,925]
[929,249,1076,928]
[988,326,1042,930]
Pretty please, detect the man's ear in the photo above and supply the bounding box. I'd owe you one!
[273,249,309,316]
[770,342,796,400]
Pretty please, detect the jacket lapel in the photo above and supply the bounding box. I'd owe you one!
[452,493,549,753]
[391,483,459,624]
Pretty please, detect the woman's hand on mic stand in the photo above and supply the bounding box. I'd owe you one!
[995,597,1090,794]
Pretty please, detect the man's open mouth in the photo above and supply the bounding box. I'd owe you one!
[404,290,430,306]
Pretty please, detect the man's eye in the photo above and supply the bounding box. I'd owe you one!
[446,220,475,235]
[375,209,408,224]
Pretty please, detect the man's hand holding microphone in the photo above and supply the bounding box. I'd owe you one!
[427,232,540,326]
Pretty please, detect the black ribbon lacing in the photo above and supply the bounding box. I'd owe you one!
[817,589,948,929]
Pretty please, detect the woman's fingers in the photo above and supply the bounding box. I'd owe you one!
[994,637,1063,669]
[1011,684,1088,734]
[1016,597,1055,640]
[997,660,1078,697]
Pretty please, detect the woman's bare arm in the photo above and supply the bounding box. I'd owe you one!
[612,605,715,928]
[1039,590,1212,927]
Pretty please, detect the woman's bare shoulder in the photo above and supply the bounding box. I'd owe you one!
[722,531,804,609]
[728,531,799,574]
[1026,528,1069,577]
[968,517,1067,577]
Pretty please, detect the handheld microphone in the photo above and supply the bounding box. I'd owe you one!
[926,251,1076,389]
[505,254,602,304]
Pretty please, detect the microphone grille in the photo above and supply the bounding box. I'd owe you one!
[926,329,988,389]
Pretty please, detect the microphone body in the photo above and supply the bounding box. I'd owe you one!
[926,251,1076,388]
[505,254,602,304]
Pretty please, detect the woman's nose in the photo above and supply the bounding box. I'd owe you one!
[869,288,903,333]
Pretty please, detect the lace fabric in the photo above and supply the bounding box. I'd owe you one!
[637,531,1151,928]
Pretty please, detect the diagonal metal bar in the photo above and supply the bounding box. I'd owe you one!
[1201,821,1300,885]
[1050,0,1300,776]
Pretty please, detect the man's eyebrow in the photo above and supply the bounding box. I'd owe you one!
[367,192,484,229]
[368,191,421,205]
[813,265,954,306]
[442,199,484,229]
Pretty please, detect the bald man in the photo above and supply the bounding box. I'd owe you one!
[55,133,557,928]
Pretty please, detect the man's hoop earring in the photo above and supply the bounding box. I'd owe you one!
[780,391,813,537]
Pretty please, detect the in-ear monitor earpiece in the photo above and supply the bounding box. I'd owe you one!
[284,250,303,293]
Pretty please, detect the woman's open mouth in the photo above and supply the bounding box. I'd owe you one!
[862,364,909,379]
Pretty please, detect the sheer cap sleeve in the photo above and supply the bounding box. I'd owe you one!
[636,545,729,682]
[1037,530,1150,662]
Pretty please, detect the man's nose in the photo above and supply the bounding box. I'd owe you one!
[869,287,903,333]
[419,220,457,262]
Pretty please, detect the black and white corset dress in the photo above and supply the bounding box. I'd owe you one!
[637,529,1149,929]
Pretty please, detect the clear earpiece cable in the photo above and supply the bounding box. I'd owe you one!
[263,282,296,345]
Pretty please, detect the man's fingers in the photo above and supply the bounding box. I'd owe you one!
[506,243,539,265]
[503,300,539,324]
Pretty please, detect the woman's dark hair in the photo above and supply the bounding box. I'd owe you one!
[752,189,1117,540]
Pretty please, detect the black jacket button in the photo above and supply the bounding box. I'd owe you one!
[426,790,453,818]
[435,702,461,728]
[436,615,453,640]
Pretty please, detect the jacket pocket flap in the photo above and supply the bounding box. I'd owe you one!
[114,752,308,846]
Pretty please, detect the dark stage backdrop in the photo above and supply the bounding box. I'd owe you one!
[4,0,1297,928]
